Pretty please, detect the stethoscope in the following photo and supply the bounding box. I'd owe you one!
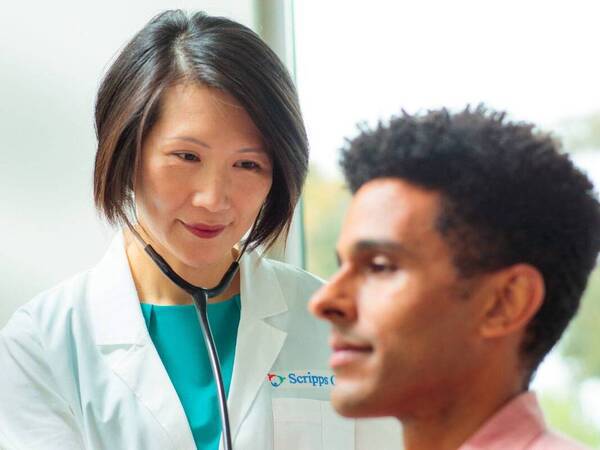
[128,220,258,450]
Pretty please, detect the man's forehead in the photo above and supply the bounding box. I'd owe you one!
[339,178,441,251]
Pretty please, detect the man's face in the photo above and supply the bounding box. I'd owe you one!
[309,178,487,419]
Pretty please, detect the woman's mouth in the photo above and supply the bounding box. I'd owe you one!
[182,222,227,239]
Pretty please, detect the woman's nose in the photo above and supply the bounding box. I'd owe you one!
[308,267,357,324]
[191,170,231,212]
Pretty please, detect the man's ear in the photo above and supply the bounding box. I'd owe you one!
[479,264,545,338]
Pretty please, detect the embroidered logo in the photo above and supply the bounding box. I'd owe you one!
[267,371,335,388]
[267,373,287,387]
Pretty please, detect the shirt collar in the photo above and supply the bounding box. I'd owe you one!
[459,391,546,450]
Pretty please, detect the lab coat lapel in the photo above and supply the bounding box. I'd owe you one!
[88,232,196,450]
[227,251,288,444]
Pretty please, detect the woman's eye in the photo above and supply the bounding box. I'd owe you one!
[367,255,397,273]
[175,152,200,162]
[235,160,261,170]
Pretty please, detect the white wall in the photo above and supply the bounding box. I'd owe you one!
[0,1,258,327]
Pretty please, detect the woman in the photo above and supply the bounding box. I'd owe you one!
[0,10,399,450]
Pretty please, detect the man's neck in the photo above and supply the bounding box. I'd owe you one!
[401,361,526,450]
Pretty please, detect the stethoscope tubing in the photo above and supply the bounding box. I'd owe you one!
[193,289,233,450]
[129,225,244,450]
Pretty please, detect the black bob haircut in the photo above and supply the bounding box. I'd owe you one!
[94,10,308,250]
[341,106,600,375]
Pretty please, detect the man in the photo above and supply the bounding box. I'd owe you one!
[309,106,600,450]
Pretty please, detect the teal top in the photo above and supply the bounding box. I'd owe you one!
[140,295,241,450]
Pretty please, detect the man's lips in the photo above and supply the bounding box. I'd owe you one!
[329,335,373,369]
[182,222,227,239]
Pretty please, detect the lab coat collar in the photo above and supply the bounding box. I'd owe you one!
[88,230,146,346]
[226,249,289,444]
[87,232,289,344]
[88,232,291,449]
[88,232,196,450]
[239,248,288,319]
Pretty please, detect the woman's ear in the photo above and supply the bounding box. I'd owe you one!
[479,264,545,339]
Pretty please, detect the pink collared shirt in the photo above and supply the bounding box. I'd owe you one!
[459,392,590,450]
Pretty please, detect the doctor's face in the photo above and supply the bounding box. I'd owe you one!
[309,179,485,419]
[134,83,272,268]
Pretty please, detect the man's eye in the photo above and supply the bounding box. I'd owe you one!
[236,160,261,170]
[175,152,200,162]
[367,255,397,273]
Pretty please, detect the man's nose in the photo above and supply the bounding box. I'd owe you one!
[308,267,357,324]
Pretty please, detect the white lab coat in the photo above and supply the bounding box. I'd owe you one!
[0,233,401,450]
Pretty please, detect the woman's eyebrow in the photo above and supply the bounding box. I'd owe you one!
[235,147,268,154]
[166,136,211,148]
[165,136,266,154]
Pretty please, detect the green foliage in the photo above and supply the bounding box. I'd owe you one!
[539,389,600,446]
[304,166,350,279]
[560,268,600,380]
[544,268,600,444]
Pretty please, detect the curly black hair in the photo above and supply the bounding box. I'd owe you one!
[341,105,600,376]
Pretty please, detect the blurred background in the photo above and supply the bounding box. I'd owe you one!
[1,0,599,445]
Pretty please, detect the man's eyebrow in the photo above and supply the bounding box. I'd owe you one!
[335,240,415,266]
[351,239,415,257]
